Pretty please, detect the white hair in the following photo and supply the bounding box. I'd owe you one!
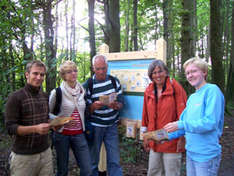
[92,54,108,66]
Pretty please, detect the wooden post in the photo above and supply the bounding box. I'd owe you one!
[98,43,109,54]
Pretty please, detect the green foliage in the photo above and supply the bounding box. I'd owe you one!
[118,125,144,164]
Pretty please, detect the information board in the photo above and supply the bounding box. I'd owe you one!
[110,69,149,93]
[108,59,154,121]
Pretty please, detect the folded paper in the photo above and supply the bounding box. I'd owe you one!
[142,129,168,141]
[99,93,117,105]
[50,117,73,127]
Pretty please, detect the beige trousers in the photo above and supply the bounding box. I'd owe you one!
[147,150,182,176]
[9,147,53,176]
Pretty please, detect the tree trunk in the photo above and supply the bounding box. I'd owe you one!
[180,0,196,91]
[42,1,56,93]
[70,0,76,60]
[154,5,159,50]
[88,0,96,70]
[181,0,196,66]
[210,0,225,92]
[133,0,138,51]
[65,0,69,59]
[223,0,231,84]
[104,0,120,52]
[163,0,173,70]
[225,1,234,104]
[54,1,58,62]
[124,0,130,51]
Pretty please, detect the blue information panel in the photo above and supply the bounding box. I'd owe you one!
[107,59,154,121]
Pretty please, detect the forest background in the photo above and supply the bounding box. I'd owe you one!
[0,0,233,129]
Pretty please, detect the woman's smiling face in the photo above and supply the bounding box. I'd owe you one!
[185,63,206,89]
[151,66,167,87]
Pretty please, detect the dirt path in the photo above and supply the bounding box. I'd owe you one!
[218,115,234,176]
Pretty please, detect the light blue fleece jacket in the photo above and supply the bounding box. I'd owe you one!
[168,83,224,162]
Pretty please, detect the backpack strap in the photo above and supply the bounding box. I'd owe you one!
[87,78,93,95]
[53,87,62,115]
[170,78,176,98]
[170,78,178,120]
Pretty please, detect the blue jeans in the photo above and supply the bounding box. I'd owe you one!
[53,132,92,176]
[186,154,221,176]
[90,123,122,176]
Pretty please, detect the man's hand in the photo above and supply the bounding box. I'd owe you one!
[108,101,123,110]
[35,123,51,135]
[17,123,51,136]
[90,101,104,113]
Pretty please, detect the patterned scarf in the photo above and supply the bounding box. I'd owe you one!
[62,81,81,108]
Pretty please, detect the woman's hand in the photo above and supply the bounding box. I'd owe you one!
[163,121,179,132]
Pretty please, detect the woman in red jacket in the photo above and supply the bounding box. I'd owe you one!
[141,60,187,176]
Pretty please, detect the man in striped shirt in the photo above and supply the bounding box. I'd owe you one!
[84,54,123,176]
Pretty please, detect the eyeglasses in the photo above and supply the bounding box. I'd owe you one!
[65,69,78,74]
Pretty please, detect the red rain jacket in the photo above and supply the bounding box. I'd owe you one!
[142,77,187,152]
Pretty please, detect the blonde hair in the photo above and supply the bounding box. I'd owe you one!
[59,60,77,80]
[183,57,208,74]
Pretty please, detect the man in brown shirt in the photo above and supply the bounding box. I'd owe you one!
[5,60,53,176]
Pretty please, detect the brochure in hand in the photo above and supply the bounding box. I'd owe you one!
[49,117,73,127]
[99,92,117,105]
[142,129,168,141]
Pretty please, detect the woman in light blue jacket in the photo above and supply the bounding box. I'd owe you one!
[164,57,224,176]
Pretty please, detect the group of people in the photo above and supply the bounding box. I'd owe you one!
[142,58,224,176]
[5,54,224,176]
[5,55,123,176]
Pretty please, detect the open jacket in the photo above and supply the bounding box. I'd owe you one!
[49,81,86,131]
[142,77,187,152]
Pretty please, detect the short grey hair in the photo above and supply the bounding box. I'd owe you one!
[148,60,169,81]
[92,54,108,66]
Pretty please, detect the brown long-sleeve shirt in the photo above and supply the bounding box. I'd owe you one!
[5,84,50,154]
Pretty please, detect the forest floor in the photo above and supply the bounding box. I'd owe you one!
[0,111,233,176]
